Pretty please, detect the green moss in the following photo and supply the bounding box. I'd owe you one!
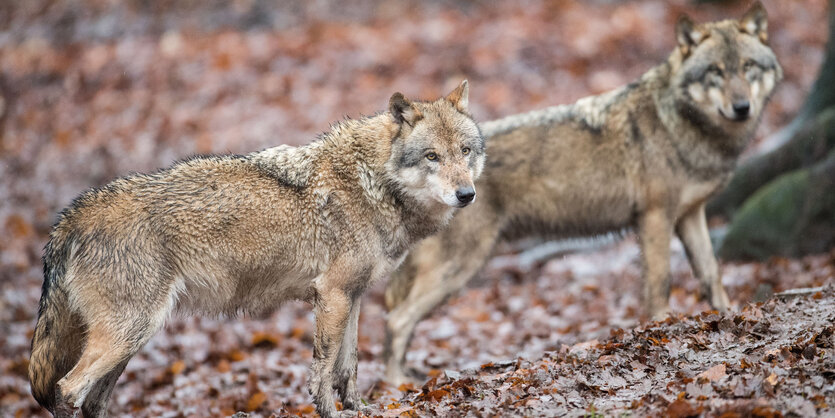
[720,148,835,260]
[720,170,809,260]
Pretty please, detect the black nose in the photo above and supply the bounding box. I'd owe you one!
[732,101,750,118]
[455,187,475,204]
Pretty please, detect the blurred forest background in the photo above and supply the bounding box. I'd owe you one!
[1,0,833,416]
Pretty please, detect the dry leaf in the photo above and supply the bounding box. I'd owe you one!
[698,364,726,382]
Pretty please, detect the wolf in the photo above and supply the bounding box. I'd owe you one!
[28,81,484,417]
[383,2,781,385]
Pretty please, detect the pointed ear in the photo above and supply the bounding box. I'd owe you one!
[740,1,768,44]
[445,79,469,113]
[389,92,422,126]
[676,15,705,57]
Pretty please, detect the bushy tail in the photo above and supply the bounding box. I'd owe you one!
[29,232,85,412]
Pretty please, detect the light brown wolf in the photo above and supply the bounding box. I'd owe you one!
[383,3,781,384]
[29,81,485,417]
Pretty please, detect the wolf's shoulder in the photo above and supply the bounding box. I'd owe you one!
[244,144,322,191]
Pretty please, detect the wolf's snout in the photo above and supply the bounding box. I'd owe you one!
[455,187,475,205]
[732,100,750,119]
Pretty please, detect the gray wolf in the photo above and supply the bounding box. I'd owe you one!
[383,2,781,385]
[29,81,484,417]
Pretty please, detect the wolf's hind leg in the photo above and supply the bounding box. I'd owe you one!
[676,203,730,311]
[56,308,165,414]
[333,298,361,410]
[384,223,499,385]
[80,358,129,418]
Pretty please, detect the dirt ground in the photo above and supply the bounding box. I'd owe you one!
[1,0,833,417]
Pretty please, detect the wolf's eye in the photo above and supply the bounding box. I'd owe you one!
[707,65,723,76]
[426,152,438,161]
[462,147,471,155]
[743,60,757,71]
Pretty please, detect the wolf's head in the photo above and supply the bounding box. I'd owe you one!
[386,80,485,209]
[670,1,782,136]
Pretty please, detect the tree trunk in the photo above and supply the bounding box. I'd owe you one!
[718,140,835,261]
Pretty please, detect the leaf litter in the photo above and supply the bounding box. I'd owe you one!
[0,0,833,416]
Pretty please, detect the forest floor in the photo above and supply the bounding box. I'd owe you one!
[1,0,833,416]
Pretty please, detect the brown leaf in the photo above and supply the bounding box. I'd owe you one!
[698,364,726,382]
[751,405,782,418]
[169,360,186,375]
[245,391,266,411]
[5,215,32,238]
[251,331,280,349]
[424,389,450,402]
[398,383,417,393]
[666,399,702,418]
[227,349,248,362]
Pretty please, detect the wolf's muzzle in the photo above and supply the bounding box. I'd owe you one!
[455,187,475,205]
[732,100,750,119]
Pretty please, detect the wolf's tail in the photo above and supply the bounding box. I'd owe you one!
[29,229,85,412]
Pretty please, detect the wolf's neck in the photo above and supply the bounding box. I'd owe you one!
[326,115,455,248]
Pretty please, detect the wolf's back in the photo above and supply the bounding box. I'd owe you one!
[29,225,85,412]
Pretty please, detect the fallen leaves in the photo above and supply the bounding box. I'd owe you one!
[245,391,267,412]
[169,360,186,375]
[0,0,832,417]
[251,331,280,349]
[362,288,835,416]
[698,363,727,382]
[667,398,703,418]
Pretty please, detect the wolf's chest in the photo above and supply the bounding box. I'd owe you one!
[677,180,723,217]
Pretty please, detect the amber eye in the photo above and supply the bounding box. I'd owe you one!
[462,147,471,155]
[426,152,438,161]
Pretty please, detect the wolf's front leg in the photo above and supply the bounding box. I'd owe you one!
[639,205,674,320]
[675,203,730,311]
[309,285,353,418]
[333,298,361,410]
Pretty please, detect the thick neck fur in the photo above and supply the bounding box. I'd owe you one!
[318,114,455,243]
[649,51,758,178]
[251,113,453,255]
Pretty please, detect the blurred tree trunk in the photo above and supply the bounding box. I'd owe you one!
[714,0,835,260]
[719,130,835,260]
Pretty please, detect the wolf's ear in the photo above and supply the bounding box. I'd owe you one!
[445,79,469,113]
[389,92,422,126]
[676,15,705,57]
[740,1,768,44]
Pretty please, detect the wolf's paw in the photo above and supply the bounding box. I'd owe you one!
[53,398,81,418]
[710,286,731,312]
[315,401,339,418]
[339,385,360,410]
[650,306,671,322]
